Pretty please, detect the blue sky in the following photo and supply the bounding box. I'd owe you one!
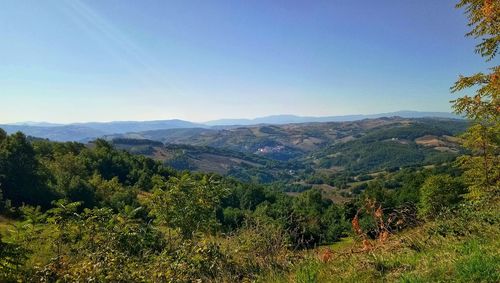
[0,0,490,123]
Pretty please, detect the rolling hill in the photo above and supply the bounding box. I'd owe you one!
[108,117,469,185]
[111,138,300,183]
[1,115,469,185]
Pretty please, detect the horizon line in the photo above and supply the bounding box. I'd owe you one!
[1,110,458,125]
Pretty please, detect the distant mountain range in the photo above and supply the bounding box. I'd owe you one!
[1,111,461,142]
[205,111,461,126]
[0,120,206,142]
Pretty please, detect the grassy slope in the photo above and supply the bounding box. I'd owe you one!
[265,205,499,283]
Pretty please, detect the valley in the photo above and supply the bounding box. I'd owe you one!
[108,117,468,198]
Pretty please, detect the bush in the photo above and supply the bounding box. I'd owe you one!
[419,175,466,219]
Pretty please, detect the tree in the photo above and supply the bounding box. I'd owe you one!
[452,0,499,200]
[291,189,333,246]
[362,180,395,209]
[419,175,466,219]
[0,132,55,207]
[48,153,96,207]
[147,174,229,238]
[456,0,499,61]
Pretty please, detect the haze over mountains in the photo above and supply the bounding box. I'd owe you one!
[1,111,461,142]
[0,120,206,142]
[205,111,460,126]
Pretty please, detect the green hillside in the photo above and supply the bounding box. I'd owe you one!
[0,118,497,282]
[112,138,299,184]
[109,118,468,193]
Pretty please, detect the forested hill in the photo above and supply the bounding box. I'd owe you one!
[106,118,467,156]
[108,118,469,186]
[0,116,497,281]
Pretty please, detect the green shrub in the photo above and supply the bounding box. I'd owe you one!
[419,175,466,219]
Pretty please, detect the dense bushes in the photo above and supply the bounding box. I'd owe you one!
[419,174,466,219]
[0,131,175,210]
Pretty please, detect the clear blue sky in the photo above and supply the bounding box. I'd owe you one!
[0,0,489,123]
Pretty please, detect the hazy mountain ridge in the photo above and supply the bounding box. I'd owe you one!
[0,125,107,142]
[1,120,206,142]
[1,111,461,142]
[204,111,461,126]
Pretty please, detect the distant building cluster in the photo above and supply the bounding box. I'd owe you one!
[256,145,285,154]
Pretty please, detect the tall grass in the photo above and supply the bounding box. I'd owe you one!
[263,201,499,282]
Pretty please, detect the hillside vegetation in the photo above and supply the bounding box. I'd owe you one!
[0,115,497,282]
[110,118,468,187]
[1,0,499,282]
